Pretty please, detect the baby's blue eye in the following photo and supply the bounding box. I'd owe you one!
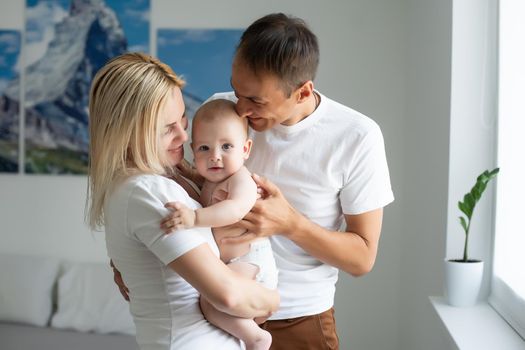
[198,145,209,151]
[222,144,233,150]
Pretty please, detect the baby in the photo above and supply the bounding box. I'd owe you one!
[162,99,278,350]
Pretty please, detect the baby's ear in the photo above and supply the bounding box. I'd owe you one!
[243,139,253,159]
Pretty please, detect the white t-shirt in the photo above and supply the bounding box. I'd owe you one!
[104,174,242,350]
[210,92,394,319]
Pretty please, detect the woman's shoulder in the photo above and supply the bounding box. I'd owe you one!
[119,174,192,205]
[127,173,179,190]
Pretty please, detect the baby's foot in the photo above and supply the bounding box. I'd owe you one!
[245,329,272,350]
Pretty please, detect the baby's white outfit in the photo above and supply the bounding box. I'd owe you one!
[229,238,278,290]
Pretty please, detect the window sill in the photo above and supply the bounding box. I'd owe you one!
[429,296,525,349]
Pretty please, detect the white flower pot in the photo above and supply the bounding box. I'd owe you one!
[444,259,484,307]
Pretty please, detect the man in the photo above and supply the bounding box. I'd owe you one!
[211,12,393,349]
[114,13,393,350]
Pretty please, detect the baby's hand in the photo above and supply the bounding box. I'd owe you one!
[161,202,197,233]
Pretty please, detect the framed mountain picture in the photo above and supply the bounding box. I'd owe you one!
[0,30,21,173]
[22,0,150,174]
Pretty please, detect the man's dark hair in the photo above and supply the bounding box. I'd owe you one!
[236,13,319,96]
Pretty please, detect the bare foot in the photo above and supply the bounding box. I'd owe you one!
[244,329,272,350]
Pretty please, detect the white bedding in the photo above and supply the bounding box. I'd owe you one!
[0,322,138,350]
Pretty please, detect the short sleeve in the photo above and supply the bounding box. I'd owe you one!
[126,182,207,265]
[340,125,394,214]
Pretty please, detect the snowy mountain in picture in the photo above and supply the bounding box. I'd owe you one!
[6,0,128,173]
[0,30,21,173]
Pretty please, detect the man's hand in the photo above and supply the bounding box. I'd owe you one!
[222,174,298,245]
[161,202,197,233]
[110,260,129,301]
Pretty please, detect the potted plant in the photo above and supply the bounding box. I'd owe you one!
[445,167,499,307]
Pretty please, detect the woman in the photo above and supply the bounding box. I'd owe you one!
[87,52,279,349]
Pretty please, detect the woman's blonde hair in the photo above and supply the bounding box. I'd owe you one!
[87,52,185,230]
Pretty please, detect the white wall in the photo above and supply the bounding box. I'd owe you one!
[399,0,457,349]
[0,174,107,261]
[0,0,462,349]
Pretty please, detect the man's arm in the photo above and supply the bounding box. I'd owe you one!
[285,208,383,276]
[228,174,384,276]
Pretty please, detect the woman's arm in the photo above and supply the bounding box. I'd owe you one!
[168,243,279,319]
[121,176,277,318]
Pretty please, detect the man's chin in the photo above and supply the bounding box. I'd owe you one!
[248,119,270,131]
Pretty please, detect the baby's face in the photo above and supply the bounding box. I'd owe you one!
[192,116,250,183]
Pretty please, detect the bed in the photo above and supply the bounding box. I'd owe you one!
[0,254,138,350]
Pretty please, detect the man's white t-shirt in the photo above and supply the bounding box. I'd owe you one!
[105,174,242,350]
[210,91,394,319]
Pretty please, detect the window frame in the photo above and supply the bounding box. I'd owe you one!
[488,0,525,339]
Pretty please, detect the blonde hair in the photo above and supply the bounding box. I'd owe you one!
[192,99,248,141]
[87,52,185,230]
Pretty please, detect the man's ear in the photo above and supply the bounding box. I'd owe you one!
[296,80,314,104]
[243,139,253,159]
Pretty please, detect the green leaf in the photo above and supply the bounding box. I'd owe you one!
[459,216,468,233]
[477,172,488,183]
[471,187,482,202]
[489,168,500,177]
[475,182,487,199]
[458,201,469,216]
[463,193,475,216]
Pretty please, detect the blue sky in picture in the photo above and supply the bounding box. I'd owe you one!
[107,0,149,52]
[157,29,242,102]
[26,0,149,52]
[26,0,69,10]
[0,31,20,84]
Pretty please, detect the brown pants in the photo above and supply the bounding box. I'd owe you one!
[260,308,339,350]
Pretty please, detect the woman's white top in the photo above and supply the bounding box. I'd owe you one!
[104,174,242,350]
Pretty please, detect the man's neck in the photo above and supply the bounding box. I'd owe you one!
[282,92,319,126]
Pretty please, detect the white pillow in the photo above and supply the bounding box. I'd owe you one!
[0,253,60,327]
[51,261,135,335]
